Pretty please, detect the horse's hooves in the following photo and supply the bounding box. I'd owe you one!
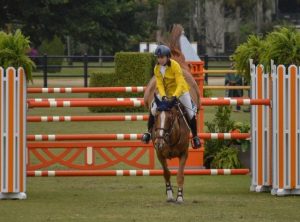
[166,198,175,203]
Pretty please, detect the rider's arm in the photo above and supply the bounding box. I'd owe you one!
[172,62,185,98]
[154,66,166,97]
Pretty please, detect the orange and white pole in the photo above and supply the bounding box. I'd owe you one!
[0,67,26,200]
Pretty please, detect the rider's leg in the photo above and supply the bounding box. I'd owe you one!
[141,112,154,144]
[141,98,158,144]
[179,93,201,148]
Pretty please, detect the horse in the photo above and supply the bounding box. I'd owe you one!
[152,94,190,203]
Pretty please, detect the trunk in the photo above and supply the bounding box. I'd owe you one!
[156,2,166,43]
[256,0,263,34]
[235,6,241,45]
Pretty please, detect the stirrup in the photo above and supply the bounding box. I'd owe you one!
[141,132,151,144]
[191,136,201,149]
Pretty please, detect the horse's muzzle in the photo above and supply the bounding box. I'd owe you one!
[154,138,165,151]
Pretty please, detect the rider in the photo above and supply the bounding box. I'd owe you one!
[141,44,201,148]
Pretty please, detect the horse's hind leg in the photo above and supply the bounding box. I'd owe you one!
[158,155,174,202]
[176,153,188,203]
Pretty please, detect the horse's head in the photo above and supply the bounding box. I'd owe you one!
[153,95,178,150]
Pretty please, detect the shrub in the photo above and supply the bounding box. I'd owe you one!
[0,29,35,80]
[232,26,300,81]
[204,106,250,169]
[38,35,65,73]
[231,35,265,82]
[88,52,155,112]
[114,52,155,86]
[260,27,300,71]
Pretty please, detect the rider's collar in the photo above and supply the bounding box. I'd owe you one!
[157,59,171,67]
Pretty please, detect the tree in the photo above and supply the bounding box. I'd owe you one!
[0,0,157,54]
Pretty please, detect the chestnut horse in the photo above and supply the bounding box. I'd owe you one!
[152,94,190,203]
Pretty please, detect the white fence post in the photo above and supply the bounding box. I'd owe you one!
[0,67,27,200]
[250,62,272,192]
[271,65,300,196]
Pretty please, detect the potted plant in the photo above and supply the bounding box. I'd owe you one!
[0,29,35,80]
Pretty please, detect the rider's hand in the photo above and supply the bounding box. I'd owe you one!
[162,96,168,101]
[170,96,177,102]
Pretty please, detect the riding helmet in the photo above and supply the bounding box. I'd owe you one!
[154,45,171,57]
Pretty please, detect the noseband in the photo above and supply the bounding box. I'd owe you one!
[155,109,181,148]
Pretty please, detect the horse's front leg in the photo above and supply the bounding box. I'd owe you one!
[176,153,188,203]
[157,154,174,202]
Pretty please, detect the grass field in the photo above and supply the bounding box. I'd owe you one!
[1,176,300,222]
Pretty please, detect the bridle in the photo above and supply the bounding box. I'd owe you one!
[154,107,182,148]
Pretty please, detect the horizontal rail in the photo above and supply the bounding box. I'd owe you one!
[27,115,148,122]
[28,98,142,102]
[27,86,146,93]
[27,100,144,108]
[27,98,269,108]
[201,98,270,106]
[204,86,251,90]
[27,141,153,148]
[27,133,250,141]
[204,70,237,74]
[27,169,250,177]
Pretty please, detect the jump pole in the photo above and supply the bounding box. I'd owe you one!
[27,169,250,177]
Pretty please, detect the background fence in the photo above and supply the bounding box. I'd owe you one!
[29,54,231,87]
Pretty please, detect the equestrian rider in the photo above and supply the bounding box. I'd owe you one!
[141,45,201,148]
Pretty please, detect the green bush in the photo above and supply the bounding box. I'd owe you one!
[88,52,155,112]
[260,27,300,71]
[0,29,35,80]
[204,106,251,168]
[231,35,265,82]
[38,35,65,73]
[232,26,300,81]
[115,52,155,86]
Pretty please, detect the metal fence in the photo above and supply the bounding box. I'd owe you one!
[29,54,231,87]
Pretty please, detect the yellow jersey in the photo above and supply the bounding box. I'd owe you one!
[154,59,190,98]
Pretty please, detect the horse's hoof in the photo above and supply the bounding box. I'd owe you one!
[176,196,184,204]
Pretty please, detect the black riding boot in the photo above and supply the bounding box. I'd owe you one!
[189,116,201,149]
[141,113,155,144]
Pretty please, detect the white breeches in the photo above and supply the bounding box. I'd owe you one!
[151,92,197,120]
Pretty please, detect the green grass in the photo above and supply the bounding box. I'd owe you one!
[1,176,299,222]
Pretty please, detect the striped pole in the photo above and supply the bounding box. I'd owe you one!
[27,98,143,102]
[27,115,148,122]
[201,98,270,106]
[27,86,146,93]
[27,169,250,177]
[0,67,26,200]
[27,98,269,108]
[27,100,144,108]
[27,133,250,141]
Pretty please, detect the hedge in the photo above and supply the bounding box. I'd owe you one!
[88,52,155,112]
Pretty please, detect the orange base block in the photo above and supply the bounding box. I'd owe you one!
[167,147,204,169]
